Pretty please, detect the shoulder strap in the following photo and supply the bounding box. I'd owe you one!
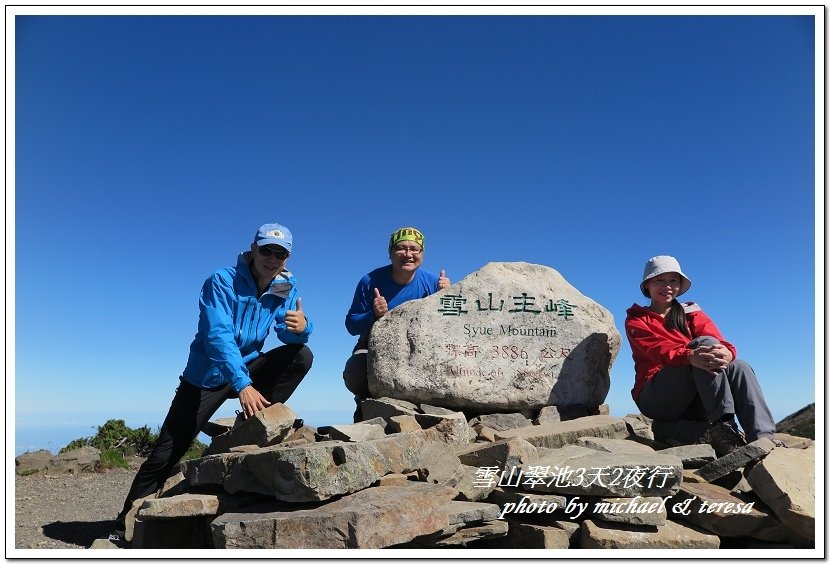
[682,301,700,338]
[682,301,701,313]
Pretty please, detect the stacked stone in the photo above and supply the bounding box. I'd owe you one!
[103,398,814,550]
[121,400,503,549]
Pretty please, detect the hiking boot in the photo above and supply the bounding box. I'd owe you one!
[707,418,746,457]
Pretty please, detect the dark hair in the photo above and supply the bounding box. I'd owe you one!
[665,299,690,336]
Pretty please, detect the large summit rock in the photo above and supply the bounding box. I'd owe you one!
[368,262,620,413]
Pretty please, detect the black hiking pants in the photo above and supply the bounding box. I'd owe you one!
[116,344,312,525]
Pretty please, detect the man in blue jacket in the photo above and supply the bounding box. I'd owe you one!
[114,222,313,535]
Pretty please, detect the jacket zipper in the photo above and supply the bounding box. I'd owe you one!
[238,301,249,341]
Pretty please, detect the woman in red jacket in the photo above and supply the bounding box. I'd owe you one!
[625,255,781,455]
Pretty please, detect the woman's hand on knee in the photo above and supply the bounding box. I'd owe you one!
[690,346,728,374]
[709,343,734,365]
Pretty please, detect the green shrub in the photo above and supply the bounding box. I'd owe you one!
[128,425,159,455]
[60,419,159,457]
[62,437,92,452]
[60,419,208,463]
[98,448,128,470]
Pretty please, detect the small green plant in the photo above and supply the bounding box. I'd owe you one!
[18,468,39,476]
[98,448,129,470]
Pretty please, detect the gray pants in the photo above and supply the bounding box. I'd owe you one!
[636,336,776,442]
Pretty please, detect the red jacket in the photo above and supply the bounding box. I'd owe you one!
[625,302,738,403]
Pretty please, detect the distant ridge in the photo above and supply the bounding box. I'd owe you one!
[775,403,815,439]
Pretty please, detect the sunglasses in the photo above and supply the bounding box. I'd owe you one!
[258,246,290,260]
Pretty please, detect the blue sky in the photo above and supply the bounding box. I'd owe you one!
[10,9,821,454]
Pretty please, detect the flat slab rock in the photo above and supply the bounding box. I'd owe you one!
[580,519,720,549]
[211,483,457,549]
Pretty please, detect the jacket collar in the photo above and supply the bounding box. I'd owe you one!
[237,251,294,297]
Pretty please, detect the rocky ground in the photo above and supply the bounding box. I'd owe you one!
[13,459,141,550]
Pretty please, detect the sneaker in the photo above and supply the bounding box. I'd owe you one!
[104,529,130,548]
[707,418,747,457]
[764,436,787,448]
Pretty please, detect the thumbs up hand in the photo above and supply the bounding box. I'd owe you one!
[285,297,307,334]
[438,269,451,290]
[373,288,389,319]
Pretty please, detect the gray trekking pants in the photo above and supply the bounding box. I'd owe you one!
[636,336,776,442]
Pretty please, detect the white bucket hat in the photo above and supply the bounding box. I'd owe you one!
[640,255,692,298]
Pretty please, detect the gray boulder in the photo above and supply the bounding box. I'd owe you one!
[46,446,100,475]
[367,262,620,412]
[16,450,53,475]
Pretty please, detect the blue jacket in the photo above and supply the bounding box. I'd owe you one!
[182,251,312,392]
[345,265,439,346]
